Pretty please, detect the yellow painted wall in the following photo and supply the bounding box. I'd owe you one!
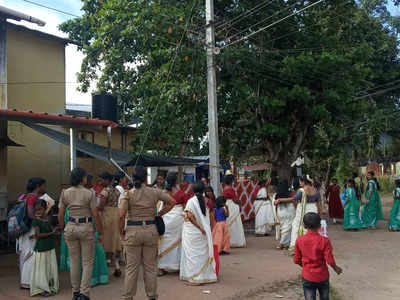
[6,25,69,202]
[4,25,135,202]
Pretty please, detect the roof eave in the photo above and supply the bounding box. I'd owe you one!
[6,21,79,46]
[0,109,118,129]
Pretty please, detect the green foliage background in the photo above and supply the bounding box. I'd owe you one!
[60,0,400,180]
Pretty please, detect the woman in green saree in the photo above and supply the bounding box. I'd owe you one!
[60,175,109,287]
[344,180,366,230]
[389,179,400,231]
[60,208,109,286]
[361,171,383,229]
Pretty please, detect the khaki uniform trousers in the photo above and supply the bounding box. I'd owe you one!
[64,222,95,297]
[123,224,159,300]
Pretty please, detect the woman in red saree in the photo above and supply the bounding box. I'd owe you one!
[325,178,344,223]
[205,186,217,230]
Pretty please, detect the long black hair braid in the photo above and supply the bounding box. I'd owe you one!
[192,181,206,216]
[132,166,147,189]
[166,172,178,192]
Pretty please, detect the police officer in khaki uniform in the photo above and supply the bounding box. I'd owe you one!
[58,168,104,300]
[119,166,175,300]
[97,171,122,276]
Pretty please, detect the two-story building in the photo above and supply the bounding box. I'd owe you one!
[0,7,135,226]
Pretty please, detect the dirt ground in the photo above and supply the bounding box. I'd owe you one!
[0,195,399,300]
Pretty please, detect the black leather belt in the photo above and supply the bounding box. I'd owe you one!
[69,217,93,223]
[127,220,155,226]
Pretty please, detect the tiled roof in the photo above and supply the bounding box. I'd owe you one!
[0,109,118,128]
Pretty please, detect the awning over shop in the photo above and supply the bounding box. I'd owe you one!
[0,135,24,147]
[25,122,208,167]
[123,156,207,167]
[25,122,131,165]
[243,163,271,172]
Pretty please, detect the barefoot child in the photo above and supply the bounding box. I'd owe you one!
[30,200,60,297]
[212,196,230,255]
[294,212,342,300]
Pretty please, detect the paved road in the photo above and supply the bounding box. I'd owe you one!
[0,234,298,300]
[1,195,398,300]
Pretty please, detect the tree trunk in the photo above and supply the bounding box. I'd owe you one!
[275,160,293,182]
[178,144,185,184]
[323,159,334,194]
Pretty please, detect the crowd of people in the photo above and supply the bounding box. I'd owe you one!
[11,167,400,299]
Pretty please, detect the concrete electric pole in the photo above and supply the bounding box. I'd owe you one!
[205,0,221,195]
[0,19,8,222]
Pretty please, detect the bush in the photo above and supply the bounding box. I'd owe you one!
[377,175,394,195]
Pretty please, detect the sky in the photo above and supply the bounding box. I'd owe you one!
[0,0,399,107]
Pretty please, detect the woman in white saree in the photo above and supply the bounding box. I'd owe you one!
[253,180,275,236]
[180,181,217,285]
[273,180,296,249]
[158,173,188,274]
[275,176,323,252]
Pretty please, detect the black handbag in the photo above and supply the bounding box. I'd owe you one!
[155,215,165,236]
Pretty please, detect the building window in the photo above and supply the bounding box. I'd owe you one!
[77,131,95,158]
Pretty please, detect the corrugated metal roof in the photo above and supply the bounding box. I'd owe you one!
[25,122,131,165]
[24,122,207,167]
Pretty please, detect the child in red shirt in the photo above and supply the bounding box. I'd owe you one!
[294,212,342,300]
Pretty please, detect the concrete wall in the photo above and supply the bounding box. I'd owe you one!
[6,25,69,202]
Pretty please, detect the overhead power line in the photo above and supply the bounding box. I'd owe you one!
[133,0,200,168]
[19,0,80,18]
[355,84,400,99]
[221,0,325,49]
[356,79,400,95]
[216,0,277,30]
[219,1,298,42]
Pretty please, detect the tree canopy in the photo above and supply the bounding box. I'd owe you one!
[61,0,400,179]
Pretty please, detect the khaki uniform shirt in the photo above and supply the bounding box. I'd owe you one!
[119,185,171,221]
[100,186,120,208]
[59,185,97,218]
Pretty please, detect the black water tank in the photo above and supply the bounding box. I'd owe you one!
[92,92,118,122]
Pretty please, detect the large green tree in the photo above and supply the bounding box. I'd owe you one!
[216,0,400,179]
[61,0,208,155]
[61,0,400,179]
